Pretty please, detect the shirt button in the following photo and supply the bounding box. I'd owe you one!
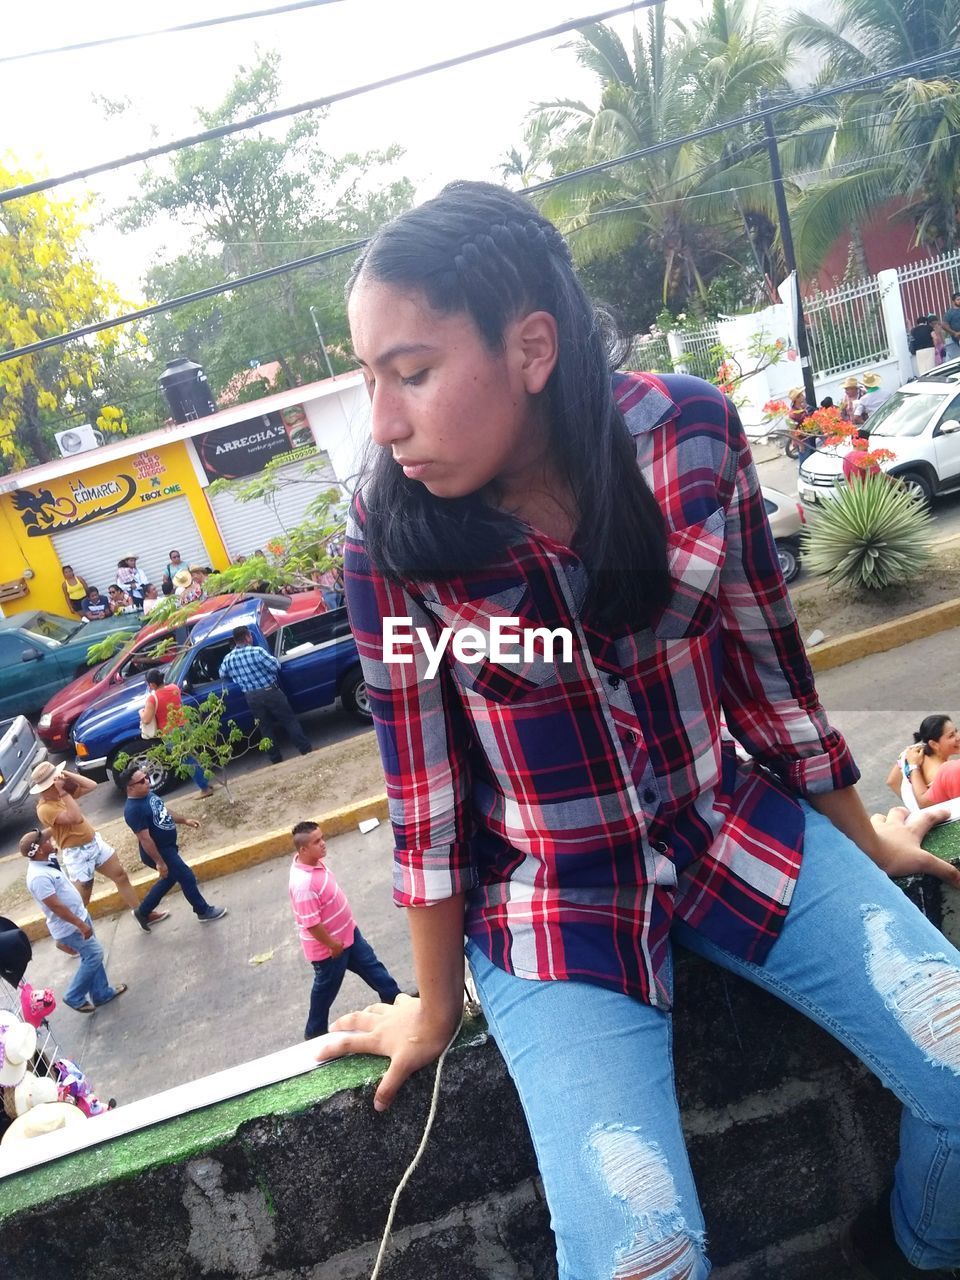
[643,788,657,804]
[625,730,638,745]
[608,675,621,690]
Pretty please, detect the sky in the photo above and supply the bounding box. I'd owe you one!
[4,0,684,300]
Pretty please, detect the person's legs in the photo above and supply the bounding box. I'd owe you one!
[467,941,709,1280]
[96,849,140,911]
[246,689,283,763]
[63,930,115,1008]
[673,801,960,1272]
[136,852,179,918]
[306,953,349,1038]
[186,756,214,795]
[141,844,212,917]
[262,685,311,754]
[61,839,98,906]
[344,929,401,1003]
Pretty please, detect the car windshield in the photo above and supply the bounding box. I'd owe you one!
[92,634,138,683]
[863,390,948,438]
[20,613,81,645]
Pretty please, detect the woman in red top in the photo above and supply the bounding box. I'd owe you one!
[141,669,214,797]
[318,182,960,1279]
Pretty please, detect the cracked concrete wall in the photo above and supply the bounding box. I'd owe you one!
[4,877,944,1280]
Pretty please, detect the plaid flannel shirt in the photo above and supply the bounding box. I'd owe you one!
[219,642,280,692]
[344,372,859,1008]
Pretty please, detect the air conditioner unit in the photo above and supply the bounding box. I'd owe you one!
[55,424,103,457]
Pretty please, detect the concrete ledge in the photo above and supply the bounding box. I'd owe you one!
[807,596,960,673]
[15,794,390,943]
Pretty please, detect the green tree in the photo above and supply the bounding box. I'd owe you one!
[120,53,413,400]
[0,160,139,469]
[783,0,960,265]
[531,5,788,310]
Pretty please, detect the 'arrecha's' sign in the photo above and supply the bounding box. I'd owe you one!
[195,406,316,481]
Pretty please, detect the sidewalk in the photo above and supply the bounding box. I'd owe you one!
[27,822,411,1106]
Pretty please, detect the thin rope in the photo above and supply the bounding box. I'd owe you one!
[368,1017,463,1280]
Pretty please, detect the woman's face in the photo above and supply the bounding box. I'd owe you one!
[348,278,557,500]
[930,720,960,757]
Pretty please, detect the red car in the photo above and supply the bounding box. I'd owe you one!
[36,596,246,753]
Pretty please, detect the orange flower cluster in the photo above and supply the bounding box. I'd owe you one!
[799,405,843,437]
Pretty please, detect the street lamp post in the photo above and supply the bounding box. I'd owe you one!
[309,306,337,380]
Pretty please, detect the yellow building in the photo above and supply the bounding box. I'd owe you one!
[0,373,366,617]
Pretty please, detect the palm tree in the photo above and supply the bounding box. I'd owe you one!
[783,0,960,264]
[532,2,790,308]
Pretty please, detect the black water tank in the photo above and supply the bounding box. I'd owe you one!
[159,358,217,423]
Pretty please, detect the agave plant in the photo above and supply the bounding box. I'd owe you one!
[802,473,933,591]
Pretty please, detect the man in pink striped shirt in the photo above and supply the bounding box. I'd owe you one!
[289,821,401,1038]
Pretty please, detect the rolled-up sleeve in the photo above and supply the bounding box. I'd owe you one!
[717,402,860,796]
[343,497,478,906]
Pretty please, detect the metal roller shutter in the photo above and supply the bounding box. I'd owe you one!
[206,456,338,559]
[49,496,211,598]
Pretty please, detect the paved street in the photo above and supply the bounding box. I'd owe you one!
[23,822,410,1106]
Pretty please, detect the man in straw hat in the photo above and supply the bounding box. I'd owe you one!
[19,827,127,1014]
[858,371,886,418]
[29,761,167,932]
[840,375,867,425]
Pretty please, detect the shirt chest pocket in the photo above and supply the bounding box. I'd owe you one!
[420,586,561,706]
[653,507,727,640]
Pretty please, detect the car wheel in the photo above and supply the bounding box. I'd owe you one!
[107,742,172,794]
[339,670,372,722]
[896,471,934,507]
[776,538,801,583]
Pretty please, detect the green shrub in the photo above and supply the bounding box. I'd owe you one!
[802,473,933,591]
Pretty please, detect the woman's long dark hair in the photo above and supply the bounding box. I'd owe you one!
[350,180,670,629]
[915,714,953,754]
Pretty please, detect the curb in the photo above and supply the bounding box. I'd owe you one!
[14,794,389,944]
[806,596,960,673]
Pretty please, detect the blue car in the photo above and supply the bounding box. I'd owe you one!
[72,592,369,790]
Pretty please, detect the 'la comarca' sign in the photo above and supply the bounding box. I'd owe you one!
[11,447,189,538]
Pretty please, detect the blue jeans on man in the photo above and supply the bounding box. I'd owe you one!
[61,927,118,1008]
[306,928,401,1038]
[137,843,213,918]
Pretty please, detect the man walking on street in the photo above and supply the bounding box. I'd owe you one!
[218,625,312,763]
[120,765,227,925]
[20,827,127,1014]
[30,760,166,931]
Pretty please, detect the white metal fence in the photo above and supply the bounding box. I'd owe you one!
[676,323,721,381]
[898,249,960,328]
[625,332,672,374]
[802,276,890,378]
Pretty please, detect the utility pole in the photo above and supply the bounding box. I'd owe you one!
[309,306,337,381]
[762,98,818,411]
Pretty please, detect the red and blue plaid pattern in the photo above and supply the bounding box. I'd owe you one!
[344,373,859,1007]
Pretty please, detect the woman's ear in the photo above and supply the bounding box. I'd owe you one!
[512,310,559,395]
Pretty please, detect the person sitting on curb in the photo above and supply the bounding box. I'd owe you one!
[19,827,127,1014]
[219,625,312,764]
[120,764,227,926]
[29,761,167,933]
[289,820,400,1039]
[141,669,215,797]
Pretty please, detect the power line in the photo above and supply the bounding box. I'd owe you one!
[0,1,346,64]
[5,46,960,366]
[0,2,654,205]
[524,45,960,196]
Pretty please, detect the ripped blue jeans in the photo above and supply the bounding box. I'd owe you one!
[467,802,960,1279]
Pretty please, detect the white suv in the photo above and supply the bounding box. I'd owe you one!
[798,370,960,507]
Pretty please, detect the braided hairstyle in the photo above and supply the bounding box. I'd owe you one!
[349,180,670,629]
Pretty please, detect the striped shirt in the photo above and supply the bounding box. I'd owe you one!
[288,855,356,962]
[343,372,859,1008]
[219,642,280,692]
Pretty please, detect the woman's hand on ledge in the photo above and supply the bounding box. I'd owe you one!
[870,806,960,887]
[314,993,461,1112]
